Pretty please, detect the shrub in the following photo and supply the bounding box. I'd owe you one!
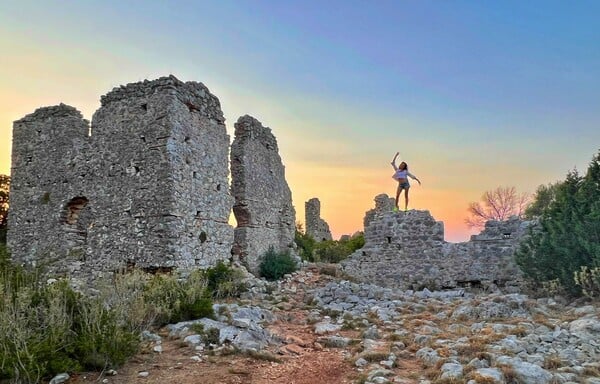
[574,266,600,299]
[294,230,316,261]
[205,261,246,299]
[259,247,297,280]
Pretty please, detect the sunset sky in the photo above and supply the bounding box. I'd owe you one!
[1,1,599,242]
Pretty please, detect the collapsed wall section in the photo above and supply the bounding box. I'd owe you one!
[341,194,530,291]
[7,104,90,272]
[230,115,296,273]
[305,198,332,241]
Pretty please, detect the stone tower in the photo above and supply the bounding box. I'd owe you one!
[230,115,296,272]
[8,76,234,278]
[305,198,332,241]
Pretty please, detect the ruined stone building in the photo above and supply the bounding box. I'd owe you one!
[341,194,532,291]
[7,76,295,279]
[230,115,297,273]
[305,198,332,241]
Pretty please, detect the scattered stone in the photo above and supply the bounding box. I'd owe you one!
[49,373,70,384]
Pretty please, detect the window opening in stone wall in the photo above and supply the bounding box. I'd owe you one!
[141,103,147,111]
[216,184,221,191]
[193,171,198,179]
[386,236,392,244]
[63,197,91,255]
[199,231,207,243]
[64,197,89,225]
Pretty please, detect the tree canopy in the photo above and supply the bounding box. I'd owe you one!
[515,150,600,296]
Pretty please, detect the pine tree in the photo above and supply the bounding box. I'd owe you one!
[516,149,600,295]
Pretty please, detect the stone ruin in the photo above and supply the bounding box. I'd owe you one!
[230,115,297,273]
[7,76,295,279]
[305,197,332,241]
[341,194,532,291]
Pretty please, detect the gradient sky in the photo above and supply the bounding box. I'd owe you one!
[1,1,599,242]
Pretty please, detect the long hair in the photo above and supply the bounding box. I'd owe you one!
[399,161,408,170]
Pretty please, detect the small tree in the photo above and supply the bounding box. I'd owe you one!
[524,182,561,218]
[0,175,9,243]
[466,186,529,228]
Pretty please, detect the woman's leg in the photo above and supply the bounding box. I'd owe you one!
[404,188,410,210]
[395,184,403,209]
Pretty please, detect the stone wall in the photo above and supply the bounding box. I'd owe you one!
[341,195,532,291]
[7,76,234,279]
[230,115,296,273]
[363,193,395,228]
[305,198,332,241]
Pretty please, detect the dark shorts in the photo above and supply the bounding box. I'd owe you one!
[399,181,410,189]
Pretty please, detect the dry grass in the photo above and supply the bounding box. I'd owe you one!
[499,364,518,383]
[358,350,390,363]
[543,354,563,369]
[467,372,498,384]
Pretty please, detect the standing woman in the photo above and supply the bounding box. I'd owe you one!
[391,152,421,211]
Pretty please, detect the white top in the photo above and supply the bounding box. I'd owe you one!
[392,169,417,181]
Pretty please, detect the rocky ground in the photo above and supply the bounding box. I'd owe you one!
[67,264,600,384]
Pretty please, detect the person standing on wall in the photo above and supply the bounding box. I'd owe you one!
[391,152,421,211]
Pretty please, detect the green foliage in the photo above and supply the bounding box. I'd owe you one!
[294,229,317,261]
[516,149,600,296]
[524,182,561,218]
[574,266,600,299]
[0,245,250,381]
[314,232,365,263]
[205,261,246,299]
[259,247,297,280]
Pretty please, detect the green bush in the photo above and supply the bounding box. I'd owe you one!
[0,244,251,381]
[516,149,600,296]
[294,230,317,261]
[313,232,365,263]
[205,261,246,299]
[259,247,297,280]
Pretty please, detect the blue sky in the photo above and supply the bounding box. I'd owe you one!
[1,0,599,240]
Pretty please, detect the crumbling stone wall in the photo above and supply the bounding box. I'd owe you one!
[341,195,532,291]
[305,198,332,241]
[7,76,234,278]
[363,193,395,228]
[230,115,297,273]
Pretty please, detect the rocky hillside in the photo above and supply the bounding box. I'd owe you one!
[67,264,600,384]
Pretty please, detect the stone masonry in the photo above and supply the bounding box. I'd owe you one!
[341,194,532,291]
[305,198,332,241]
[230,115,297,273]
[363,193,395,228]
[8,76,234,278]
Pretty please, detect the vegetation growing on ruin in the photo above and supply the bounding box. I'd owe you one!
[295,229,365,263]
[0,246,245,382]
[516,149,600,297]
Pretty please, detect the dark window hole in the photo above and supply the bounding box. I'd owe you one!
[64,197,89,225]
[216,184,221,191]
[386,236,392,244]
[184,136,190,142]
[199,231,208,243]
[140,135,146,143]
[141,103,147,111]
[193,171,197,179]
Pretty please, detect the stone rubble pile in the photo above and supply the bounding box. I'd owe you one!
[307,279,600,384]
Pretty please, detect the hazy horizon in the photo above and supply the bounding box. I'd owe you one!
[1,1,599,241]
